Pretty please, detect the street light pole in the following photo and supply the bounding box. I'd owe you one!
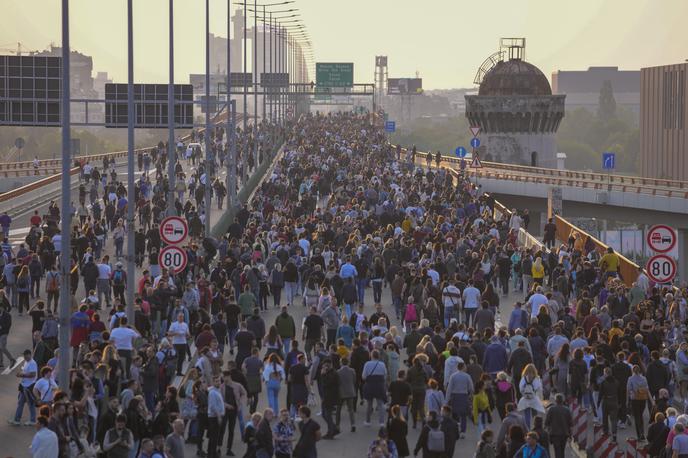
[242,0,248,182]
[226,0,236,208]
[167,0,176,216]
[58,0,72,392]
[253,0,258,167]
[126,0,135,321]
[204,0,211,237]
[262,5,266,121]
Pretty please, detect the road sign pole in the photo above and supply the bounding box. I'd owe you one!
[126,0,136,322]
[242,0,248,183]
[167,0,176,217]
[228,100,237,207]
[253,0,258,168]
[205,0,212,237]
[58,0,72,392]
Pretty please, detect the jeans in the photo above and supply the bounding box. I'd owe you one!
[284,282,297,305]
[174,344,188,375]
[449,393,469,433]
[117,349,133,379]
[366,398,385,425]
[372,279,383,303]
[336,398,355,429]
[30,278,40,298]
[444,306,454,328]
[115,238,124,258]
[356,278,367,304]
[0,334,13,366]
[523,407,535,429]
[631,399,647,438]
[97,279,111,307]
[282,337,291,356]
[144,390,156,413]
[14,387,36,422]
[227,327,238,350]
[464,308,476,327]
[219,409,237,453]
[47,291,59,312]
[5,284,16,308]
[392,296,402,319]
[267,379,281,414]
[602,402,618,437]
[323,404,337,435]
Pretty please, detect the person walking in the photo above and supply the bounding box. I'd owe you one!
[0,305,15,368]
[293,406,321,458]
[336,357,357,433]
[518,363,545,429]
[545,394,573,458]
[362,350,388,427]
[627,364,652,441]
[9,349,37,426]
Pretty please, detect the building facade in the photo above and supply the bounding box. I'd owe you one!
[552,66,640,116]
[640,63,687,181]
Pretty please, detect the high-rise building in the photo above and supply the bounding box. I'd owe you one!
[552,67,640,116]
[640,62,687,181]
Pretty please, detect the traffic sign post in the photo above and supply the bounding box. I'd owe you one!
[160,216,189,245]
[159,245,188,274]
[646,254,677,284]
[647,225,677,253]
[455,146,467,158]
[602,152,616,170]
[384,121,396,133]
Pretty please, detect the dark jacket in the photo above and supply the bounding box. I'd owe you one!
[646,359,671,396]
[544,404,573,437]
[256,418,274,455]
[321,368,340,407]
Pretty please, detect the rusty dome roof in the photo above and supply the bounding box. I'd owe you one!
[478,58,552,96]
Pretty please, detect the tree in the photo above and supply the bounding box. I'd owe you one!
[598,80,617,122]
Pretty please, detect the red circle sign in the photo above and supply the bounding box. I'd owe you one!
[160,216,189,245]
[646,224,676,253]
[645,254,677,284]
[159,245,188,274]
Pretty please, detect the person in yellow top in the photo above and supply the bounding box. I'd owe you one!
[608,320,624,344]
[473,380,492,433]
[531,257,545,285]
[401,216,413,233]
[599,247,620,279]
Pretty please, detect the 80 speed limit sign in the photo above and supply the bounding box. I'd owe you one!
[646,254,676,284]
[159,245,188,274]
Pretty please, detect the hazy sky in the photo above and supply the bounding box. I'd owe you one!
[2,0,688,89]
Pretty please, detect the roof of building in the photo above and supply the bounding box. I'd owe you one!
[479,58,552,96]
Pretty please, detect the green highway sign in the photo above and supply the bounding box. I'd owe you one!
[316,62,354,88]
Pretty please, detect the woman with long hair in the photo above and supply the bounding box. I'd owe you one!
[16,265,30,314]
[552,343,571,396]
[387,404,410,457]
[517,363,545,428]
[264,325,283,358]
[262,353,286,414]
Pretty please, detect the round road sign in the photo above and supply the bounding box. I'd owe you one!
[646,254,677,284]
[470,137,481,149]
[455,146,467,158]
[159,245,188,274]
[160,216,189,245]
[646,224,677,253]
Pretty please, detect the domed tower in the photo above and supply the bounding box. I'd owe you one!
[465,38,565,168]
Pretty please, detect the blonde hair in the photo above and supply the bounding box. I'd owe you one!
[521,363,538,380]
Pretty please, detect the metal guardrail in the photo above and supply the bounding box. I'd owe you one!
[409,149,688,199]
[554,215,639,286]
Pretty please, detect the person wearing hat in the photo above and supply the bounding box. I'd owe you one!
[110,261,127,306]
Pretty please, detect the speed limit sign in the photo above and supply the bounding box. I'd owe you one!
[646,254,677,284]
[159,245,188,274]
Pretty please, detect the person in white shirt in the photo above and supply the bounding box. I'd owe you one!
[109,317,140,379]
[462,280,481,327]
[168,313,191,376]
[11,349,38,425]
[30,416,58,458]
[33,367,58,407]
[96,256,112,308]
[442,281,462,328]
[527,286,549,319]
[426,266,440,286]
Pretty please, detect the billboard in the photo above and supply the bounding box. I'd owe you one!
[0,55,62,126]
[387,78,423,95]
[316,63,354,88]
[104,83,194,128]
[261,73,289,88]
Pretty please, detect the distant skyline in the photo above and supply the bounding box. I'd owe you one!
[2,0,688,89]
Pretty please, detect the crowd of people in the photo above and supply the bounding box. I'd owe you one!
[0,111,686,458]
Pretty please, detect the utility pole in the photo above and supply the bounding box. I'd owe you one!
[167,0,176,216]
[204,0,212,237]
[58,0,72,391]
[226,0,236,208]
[253,0,258,167]
[242,0,248,183]
[126,0,135,321]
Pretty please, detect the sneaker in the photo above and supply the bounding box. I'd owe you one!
[379,423,386,428]
[316,411,322,416]
[363,421,371,427]
[23,421,36,426]
[460,433,466,439]
[351,426,356,432]
[7,420,20,426]
[225,451,235,457]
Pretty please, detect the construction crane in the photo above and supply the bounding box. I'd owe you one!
[0,42,39,56]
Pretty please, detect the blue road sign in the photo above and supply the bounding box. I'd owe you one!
[602,152,616,170]
[470,137,481,148]
[455,146,467,158]
[384,121,396,133]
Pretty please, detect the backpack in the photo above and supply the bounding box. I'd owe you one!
[46,272,59,292]
[113,270,124,286]
[522,380,535,400]
[163,349,177,379]
[427,426,445,452]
